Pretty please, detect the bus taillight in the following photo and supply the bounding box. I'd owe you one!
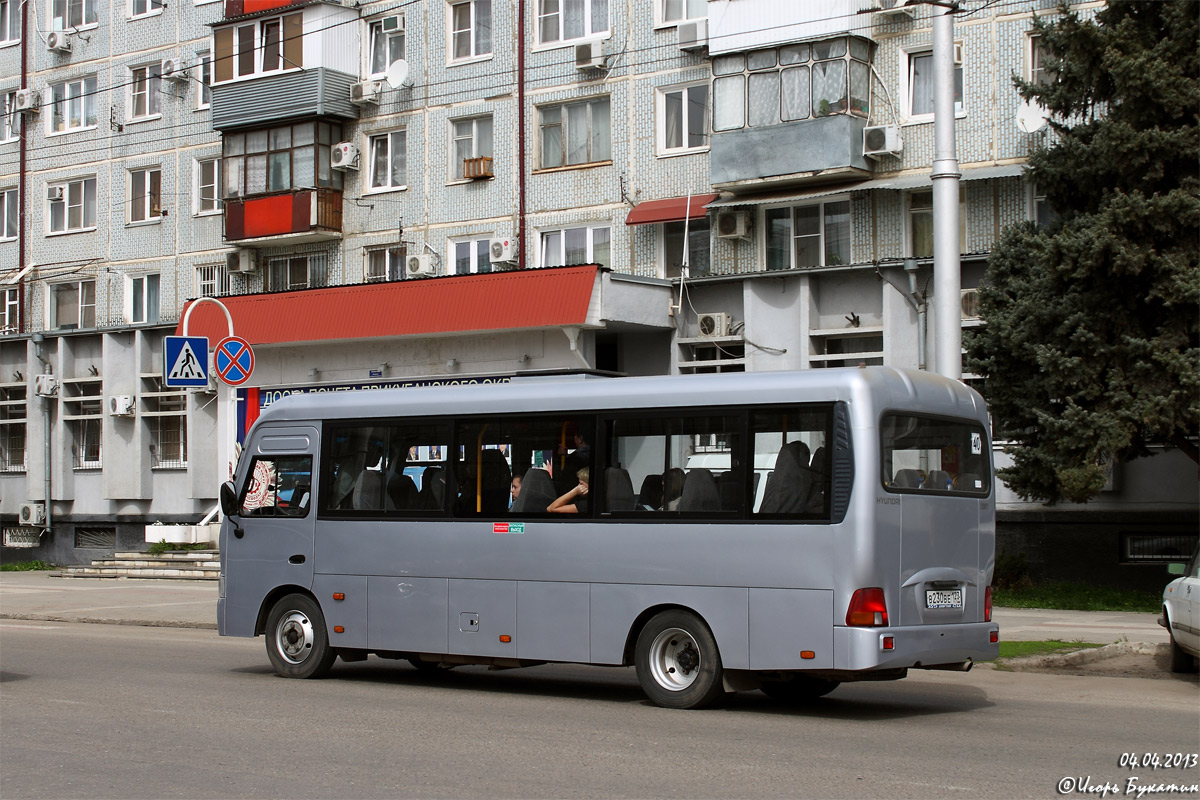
[846,588,889,627]
[984,586,993,622]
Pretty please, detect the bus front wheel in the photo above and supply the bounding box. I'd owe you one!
[265,594,337,679]
[634,610,724,709]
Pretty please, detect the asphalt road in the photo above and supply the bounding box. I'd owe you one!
[1,620,1197,799]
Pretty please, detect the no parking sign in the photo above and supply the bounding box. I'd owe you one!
[214,336,255,386]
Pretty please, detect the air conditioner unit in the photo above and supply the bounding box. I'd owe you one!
[350,80,382,105]
[226,249,256,274]
[19,502,46,527]
[13,88,40,113]
[870,0,917,17]
[678,19,708,52]
[380,14,403,33]
[46,185,64,202]
[575,41,606,70]
[46,30,71,53]
[863,124,903,157]
[489,237,516,263]
[160,57,188,81]
[716,210,750,239]
[406,254,435,277]
[961,288,981,320]
[34,374,58,397]
[331,142,359,170]
[108,395,135,416]
[697,312,732,338]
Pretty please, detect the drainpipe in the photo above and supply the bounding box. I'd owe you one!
[876,260,926,371]
[516,0,527,270]
[33,333,51,532]
[18,0,29,329]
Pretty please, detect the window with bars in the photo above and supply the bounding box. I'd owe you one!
[810,333,883,368]
[75,527,116,549]
[143,375,186,468]
[365,246,405,282]
[266,254,328,292]
[196,262,231,297]
[0,384,26,472]
[63,378,102,468]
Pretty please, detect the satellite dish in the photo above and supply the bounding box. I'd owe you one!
[384,59,412,90]
[1016,99,1048,133]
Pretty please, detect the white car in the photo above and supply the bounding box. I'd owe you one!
[1159,545,1199,673]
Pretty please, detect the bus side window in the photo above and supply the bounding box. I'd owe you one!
[241,455,313,517]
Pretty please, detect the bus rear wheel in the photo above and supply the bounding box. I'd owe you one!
[265,594,337,679]
[634,610,724,709]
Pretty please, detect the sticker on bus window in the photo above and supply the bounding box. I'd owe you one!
[971,433,982,455]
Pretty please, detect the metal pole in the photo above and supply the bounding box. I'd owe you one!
[932,5,961,380]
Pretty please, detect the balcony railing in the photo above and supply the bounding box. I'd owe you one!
[223,188,342,242]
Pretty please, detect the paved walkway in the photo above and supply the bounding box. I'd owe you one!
[0,571,1169,643]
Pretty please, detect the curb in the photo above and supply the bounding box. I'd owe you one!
[0,613,217,630]
[1000,641,1166,671]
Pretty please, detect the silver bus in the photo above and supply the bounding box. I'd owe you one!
[218,367,999,709]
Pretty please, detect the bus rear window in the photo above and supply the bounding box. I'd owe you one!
[881,414,989,496]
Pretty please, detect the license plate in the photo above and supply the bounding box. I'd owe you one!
[926,589,962,609]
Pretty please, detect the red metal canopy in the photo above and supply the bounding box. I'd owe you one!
[624,194,718,226]
[176,265,599,346]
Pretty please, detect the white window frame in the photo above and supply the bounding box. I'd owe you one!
[127,272,160,324]
[129,63,162,121]
[196,262,231,297]
[906,188,966,258]
[47,76,98,135]
[47,176,97,235]
[214,12,303,84]
[128,0,163,20]
[128,166,163,224]
[196,50,213,110]
[0,0,19,45]
[654,0,705,28]
[660,218,710,279]
[1028,182,1058,228]
[265,254,328,292]
[364,244,406,282]
[538,97,611,169]
[656,82,709,156]
[0,187,16,239]
[763,198,852,270]
[1027,33,1051,87]
[538,224,611,269]
[50,279,96,329]
[367,16,405,78]
[450,236,492,275]
[451,115,493,180]
[449,0,492,63]
[902,46,964,122]
[72,418,102,469]
[367,130,407,192]
[1,90,17,142]
[0,286,19,333]
[536,0,609,47]
[194,157,220,215]
[50,0,97,30]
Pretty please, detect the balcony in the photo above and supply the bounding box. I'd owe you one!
[224,0,307,20]
[210,69,358,131]
[224,188,342,244]
[710,115,870,191]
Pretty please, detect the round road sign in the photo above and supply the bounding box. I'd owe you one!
[214,336,255,386]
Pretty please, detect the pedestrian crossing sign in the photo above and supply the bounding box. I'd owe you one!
[164,336,209,388]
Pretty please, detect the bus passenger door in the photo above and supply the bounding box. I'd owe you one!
[223,427,319,637]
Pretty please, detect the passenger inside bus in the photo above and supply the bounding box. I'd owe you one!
[510,468,556,513]
[548,467,589,514]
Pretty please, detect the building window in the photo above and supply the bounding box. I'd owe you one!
[266,254,328,292]
[129,273,160,323]
[658,83,708,155]
[130,64,162,120]
[908,189,965,258]
[0,384,26,472]
[451,0,491,61]
[365,245,406,282]
[129,0,163,18]
[657,0,704,25]
[196,262,231,297]
[213,12,303,83]
[1031,183,1058,228]
[71,420,102,468]
[538,0,608,45]
[0,0,21,43]
[0,286,18,332]
[143,376,186,468]
[1028,34,1051,86]
[369,15,405,77]
[222,122,344,198]
[196,51,213,109]
[0,187,16,239]
[48,177,97,234]
[48,76,98,134]
[63,377,102,469]
[1,91,18,142]
[368,130,407,190]
[51,0,97,29]
[765,200,851,269]
[539,98,610,168]
[540,224,610,268]
[452,237,492,275]
[908,49,963,117]
[52,280,96,328]
[195,158,220,214]
[663,218,710,278]
[129,167,162,223]
[810,333,883,368]
[452,116,492,179]
[713,38,872,132]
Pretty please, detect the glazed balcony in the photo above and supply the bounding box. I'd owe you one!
[223,188,343,244]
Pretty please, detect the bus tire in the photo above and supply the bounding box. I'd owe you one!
[265,594,337,679]
[634,610,724,709]
[760,676,840,702]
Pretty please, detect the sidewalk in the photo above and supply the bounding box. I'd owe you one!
[0,571,1170,644]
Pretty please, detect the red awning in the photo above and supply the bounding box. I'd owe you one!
[176,265,598,346]
[625,194,718,225]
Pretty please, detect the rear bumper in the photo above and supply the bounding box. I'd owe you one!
[833,621,999,672]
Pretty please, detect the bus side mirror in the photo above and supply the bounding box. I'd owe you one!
[1167,562,1186,576]
[220,481,240,518]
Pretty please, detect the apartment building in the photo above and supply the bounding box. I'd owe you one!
[0,0,1193,581]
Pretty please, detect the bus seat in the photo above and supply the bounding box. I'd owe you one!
[604,467,636,512]
[678,468,721,512]
[636,474,663,511]
[717,469,743,512]
[893,469,923,488]
[421,466,445,510]
[386,473,420,510]
[760,443,814,514]
[480,449,512,515]
[925,470,951,491]
[662,468,686,511]
[511,468,556,513]
[809,447,826,475]
[352,470,385,510]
